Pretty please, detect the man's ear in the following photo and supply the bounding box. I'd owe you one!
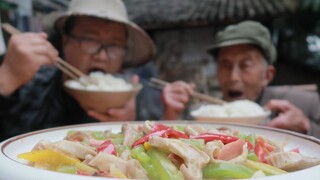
[264,65,275,86]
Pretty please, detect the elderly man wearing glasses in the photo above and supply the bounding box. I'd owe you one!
[0,0,160,140]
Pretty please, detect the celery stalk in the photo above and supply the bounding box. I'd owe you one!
[147,149,184,180]
[111,133,124,144]
[247,151,259,161]
[246,160,287,175]
[91,131,106,140]
[56,166,76,174]
[131,147,158,179]
[203,162,256,179]
[116,145,129,156]
[131,145,145,157]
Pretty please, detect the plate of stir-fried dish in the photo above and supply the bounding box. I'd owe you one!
[1,121,320,180]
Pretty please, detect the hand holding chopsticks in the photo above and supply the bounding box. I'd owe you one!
[150,78,226,105]
[1,23,94,85]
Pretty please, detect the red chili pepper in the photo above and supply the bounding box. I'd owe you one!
[151,123,170,132]
[289,148,300,153]
[165,129,189,139]
[246,140,254,151]
[77,171,91,176]
[254,137,268,163]
[131,129,189,148]
[265,142,276,152]
[96,140,117,156]
[132,130,168,148]
[190,133,239,144]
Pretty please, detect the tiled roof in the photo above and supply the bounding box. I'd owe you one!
[124,0,297,29]
[32,0,297,29]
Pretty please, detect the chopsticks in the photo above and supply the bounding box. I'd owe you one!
[1,23,93,84]
[150,78,226,105]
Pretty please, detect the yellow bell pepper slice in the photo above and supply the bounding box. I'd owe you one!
[18,149,80,167]
[143,142,151,151]
[19,149,97,175]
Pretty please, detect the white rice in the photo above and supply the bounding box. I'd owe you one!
[67,72,132,91]
[191,100,265,118]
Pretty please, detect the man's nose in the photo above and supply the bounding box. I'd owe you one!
[94,49,110,61]
[230,66,241,83]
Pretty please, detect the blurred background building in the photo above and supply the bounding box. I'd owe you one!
[1,0,319,95]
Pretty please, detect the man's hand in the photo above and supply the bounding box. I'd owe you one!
[161,81,195,120]
[87,75,139,122]
[0,33,58,96]
[264,99,310,134]
[87,96,136,122]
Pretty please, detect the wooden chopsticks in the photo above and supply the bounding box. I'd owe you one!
[150,78,226,105]
[1,23,93,84]
[55,58,86,80]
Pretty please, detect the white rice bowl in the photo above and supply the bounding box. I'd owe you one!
[191,100,269,125]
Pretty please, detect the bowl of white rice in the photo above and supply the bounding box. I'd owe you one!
[191,100,270,125]
[64,72,142,112]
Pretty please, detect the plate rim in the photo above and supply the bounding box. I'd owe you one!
[2,120,319,151]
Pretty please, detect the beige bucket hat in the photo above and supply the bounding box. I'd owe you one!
[55,0,155,67]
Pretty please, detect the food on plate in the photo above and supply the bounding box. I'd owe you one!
[18,121,320,179]
[67,72,132,91]
[191,100,266,118]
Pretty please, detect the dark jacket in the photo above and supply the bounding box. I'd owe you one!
[260,86,320,138]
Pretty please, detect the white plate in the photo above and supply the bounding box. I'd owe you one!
[1,121,320,180]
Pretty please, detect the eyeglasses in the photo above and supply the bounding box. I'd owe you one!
[68,34,127,60]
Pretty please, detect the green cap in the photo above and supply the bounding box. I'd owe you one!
[207,21,277,64]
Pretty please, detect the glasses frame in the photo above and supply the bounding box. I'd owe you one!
[68,33,128,61]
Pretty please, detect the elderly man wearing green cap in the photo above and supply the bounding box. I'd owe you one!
[163,21,320,138]
[207,21,277,102]
[0,0,161,140]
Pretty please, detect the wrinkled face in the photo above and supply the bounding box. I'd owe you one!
[217,44,274,102]
[63,16,127,74]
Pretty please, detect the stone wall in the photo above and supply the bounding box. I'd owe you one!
[150,25,222,97]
